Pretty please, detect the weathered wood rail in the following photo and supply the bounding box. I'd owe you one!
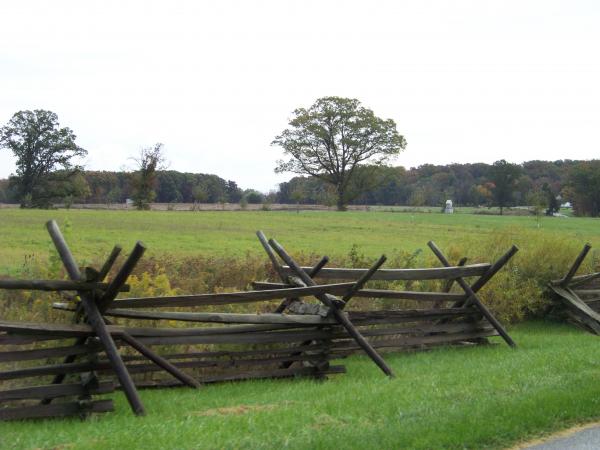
[0,323,115,421]
[252,232,518,364]
[548,244,600,333]
[0,222,519,421]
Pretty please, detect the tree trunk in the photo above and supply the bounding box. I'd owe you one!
[336,188,347,211]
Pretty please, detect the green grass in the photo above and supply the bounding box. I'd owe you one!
[0,208,599,274]
[2,210,600,448]
[2,322,600,449]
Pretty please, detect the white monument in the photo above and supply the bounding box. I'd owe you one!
[444,199,454,214]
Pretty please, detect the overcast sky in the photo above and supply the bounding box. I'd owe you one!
[1,1,598,191]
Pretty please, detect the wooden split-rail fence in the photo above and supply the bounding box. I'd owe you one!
[0,222,518,421]
[548,244,600,334]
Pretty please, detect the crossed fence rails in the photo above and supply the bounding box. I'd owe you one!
[0,222,518,421]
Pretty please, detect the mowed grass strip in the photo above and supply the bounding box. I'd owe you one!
[2,321,600,450]
[1,209,599,273]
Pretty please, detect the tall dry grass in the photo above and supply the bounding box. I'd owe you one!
[0,228,598,325]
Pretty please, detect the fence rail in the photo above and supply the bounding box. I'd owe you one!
[0,222,518,421]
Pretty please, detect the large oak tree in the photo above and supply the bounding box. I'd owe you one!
[272,97,406,210]
[0,110,87,207]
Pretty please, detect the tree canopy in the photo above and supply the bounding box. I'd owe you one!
[568,160,600,216]
[273,96,406,210]
[0,110,87,207]
[131,143,167,210]
[489,160,522,214]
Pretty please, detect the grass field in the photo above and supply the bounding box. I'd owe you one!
[2,322,600,450]
[2,209,600,449]
[0,208,598,275]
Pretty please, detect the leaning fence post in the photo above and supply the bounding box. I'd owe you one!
[468,245,520,295]
[427,241,517,348]
[269,238,395,378]
[119,333,200,389]
[45,220,146,416]
[42,246,124,403]
[559,244,592,288]
[257,230,330,313]
[97,242,146,312]
[340,255,387,306]
[97,246,122,281]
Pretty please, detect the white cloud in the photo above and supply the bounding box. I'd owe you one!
[1,0,598,191]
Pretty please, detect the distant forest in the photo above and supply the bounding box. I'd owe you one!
[1,159,599,216]
[279,160,573,203]
[279,160,600,216]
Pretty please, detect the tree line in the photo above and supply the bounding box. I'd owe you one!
[277,160,600,216]
[1,159,598,216]
[0,170,252,206]
[268,96,597,216]
[0,110,257,209]
[1,106,598,216]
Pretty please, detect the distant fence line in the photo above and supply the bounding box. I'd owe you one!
[0,203,539,214]
[0,203,375,212]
